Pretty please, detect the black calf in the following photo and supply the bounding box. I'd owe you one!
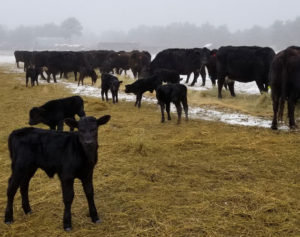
[156,84,188,124]
[100,73,123,103]
[29,96,86,131]
[4,115,111,231]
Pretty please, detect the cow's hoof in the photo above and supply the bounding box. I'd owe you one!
[64,227,72,232]
[271,124,278,130]
[189,84,195,87]
[25,210,32,215]
[94,219,101,224]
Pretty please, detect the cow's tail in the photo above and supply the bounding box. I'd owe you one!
[278,59,287,122]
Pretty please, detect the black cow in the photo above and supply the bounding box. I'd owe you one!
[100,73,123,103]
[149,48,211,86]
[4,115,111,231]
[29,96,86,131]
[153,68,181,84]
[270,47,300,130]
[216,46,275,98]
[129,50,151,78]
[156,84,188,124]
[14,51,33,71]
[78,68,98,86]
[25,67,42,87]
[125,75,162,108]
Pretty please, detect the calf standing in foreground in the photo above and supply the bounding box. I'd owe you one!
[125,75,162,108]
[156,84,188,124]
[4,115,111,231]
[101,73,123,103]
[29,96,86,131]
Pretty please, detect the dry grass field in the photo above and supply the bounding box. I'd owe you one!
[0,66,299,236]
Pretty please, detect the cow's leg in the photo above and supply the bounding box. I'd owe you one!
[101,89,105,101]
[57,120,64,131]
[200,66,206,86]
[255,79,265,94]
[217,77,225,99]
[53,74,57,83]
[61,178,74,231]
[105,90,109,101]
[26,76,29,87]
[228,81,236,97]
[190,71,200,86]
[137,94,142,108]
[112,91,116,104]
[174,102,182,124]
[5,172,22,224]
[185,73,190,83]
[271,93,279,130]
[116,93,119,103]
[31,77,35,87]
[135,95,138,107]
[166,102,171,120]
[16,61,20,68]
[50,124,56,130]
[20,168,37,215]
[74,71,78,81]
[182,98,189,121]
[81,176,100,223]
[159,102,165,123]
[288,95,297,129]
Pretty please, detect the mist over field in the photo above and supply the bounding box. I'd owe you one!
[0,0,300,52]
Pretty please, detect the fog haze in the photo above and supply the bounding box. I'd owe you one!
[2,0,300,32]
[0,0,300,51]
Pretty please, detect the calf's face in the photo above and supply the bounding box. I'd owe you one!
[29,107,44,125]
[65,115,110,146]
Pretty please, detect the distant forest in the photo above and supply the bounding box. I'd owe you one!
[1,16,300,53]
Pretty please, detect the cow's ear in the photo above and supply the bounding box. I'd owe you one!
[65,118,78,129]
[119,81,123,84]
[97,115,111,126]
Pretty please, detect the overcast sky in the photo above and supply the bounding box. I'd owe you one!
[1,0,300,33]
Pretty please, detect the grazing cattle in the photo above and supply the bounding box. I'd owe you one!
[129,50,151,78]
[14,51,33,71]
[29,96,86,131]
[125,75,162,108]
[149,48,211,86]
[25,67,42,87]
[100,73,123,103]
[78,68,98,86]
[216,46,275,98]
[156,84,188,124]
[4,115,111,231]
[270,47,300,130]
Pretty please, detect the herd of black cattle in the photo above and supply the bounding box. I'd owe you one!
[3,45,300,231]
[14,45,300,130]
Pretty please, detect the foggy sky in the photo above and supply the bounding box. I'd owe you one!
[1,0,300,33]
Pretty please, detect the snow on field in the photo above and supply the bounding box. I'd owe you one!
[0,51,288,130]
[61,80,286,129]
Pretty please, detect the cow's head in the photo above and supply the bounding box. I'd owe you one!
[65,115,110,146]
[125,84,133,93]
[29,107,45,125]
